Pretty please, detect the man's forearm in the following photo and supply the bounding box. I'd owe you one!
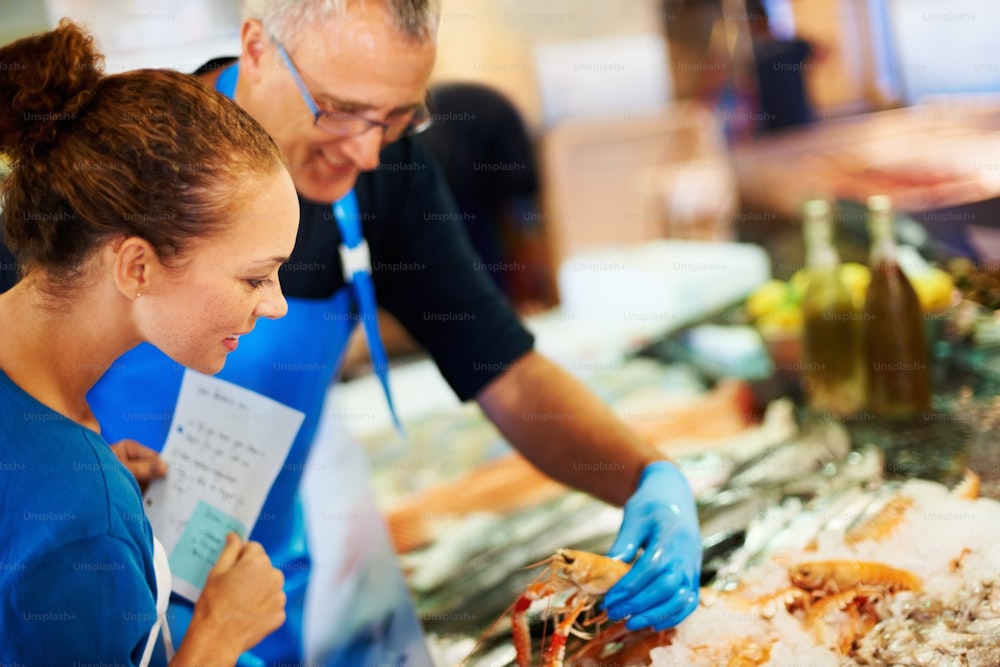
[476,351,667,506]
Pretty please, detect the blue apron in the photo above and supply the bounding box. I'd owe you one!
[87,64,431,666]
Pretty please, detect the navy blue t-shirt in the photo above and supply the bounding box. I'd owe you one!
[0,369,159,664]
[753,37,815,131]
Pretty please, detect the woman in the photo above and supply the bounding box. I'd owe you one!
[0,20,298,665]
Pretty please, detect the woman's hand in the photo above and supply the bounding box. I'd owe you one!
[171,533,286,665]
[108,439,167,493]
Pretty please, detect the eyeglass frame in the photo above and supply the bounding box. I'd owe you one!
[270,34,433,141]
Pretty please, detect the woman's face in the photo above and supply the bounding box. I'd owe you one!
[136,168,299,375]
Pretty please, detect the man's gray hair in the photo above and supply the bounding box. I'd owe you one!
[243,0,440,44]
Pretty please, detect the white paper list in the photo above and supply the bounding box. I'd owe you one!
[143,370,305,601]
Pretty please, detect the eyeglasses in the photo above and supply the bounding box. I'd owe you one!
[272,36,433,142]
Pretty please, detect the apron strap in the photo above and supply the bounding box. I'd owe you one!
[333,192,405,435]
[139,537,174,667]
[215,63,404,435]
[215,62,239,98]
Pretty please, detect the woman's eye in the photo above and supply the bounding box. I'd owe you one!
[246,278,272,290]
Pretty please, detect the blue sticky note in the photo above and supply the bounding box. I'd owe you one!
[169,500,246,592]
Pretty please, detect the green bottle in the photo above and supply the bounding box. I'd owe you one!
[862,195,931,420]
[800,200,866,416]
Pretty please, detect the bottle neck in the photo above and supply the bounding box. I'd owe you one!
[869,207,897,266]
[804,214,840,270]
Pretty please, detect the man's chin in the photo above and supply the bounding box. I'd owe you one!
[292,167,358,204]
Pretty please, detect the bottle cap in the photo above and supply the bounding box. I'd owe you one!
[803,199,831,218]
[867,194,892,213]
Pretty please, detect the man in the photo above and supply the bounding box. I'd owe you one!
[745,0,819,132]
[0,1,701,664]
[417,81,560,311]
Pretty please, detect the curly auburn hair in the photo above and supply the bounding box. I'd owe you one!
[0,19,286,293]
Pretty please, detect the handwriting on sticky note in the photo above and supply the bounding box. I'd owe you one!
[169,501,247,590]
[143,370,305,601]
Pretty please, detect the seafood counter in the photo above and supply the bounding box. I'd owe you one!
[478,471,1000,667]
[335,343,1000,666]
[655,471,1000,667]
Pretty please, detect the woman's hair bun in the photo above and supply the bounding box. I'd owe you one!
[0,18,104,161]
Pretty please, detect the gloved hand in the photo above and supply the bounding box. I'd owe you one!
[601,460,702,630]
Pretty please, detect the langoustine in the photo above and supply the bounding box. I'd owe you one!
[459,549,633,667]
[511,549,630,667]
[561,471,1000,666]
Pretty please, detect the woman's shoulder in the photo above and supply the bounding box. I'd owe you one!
[0,529,158,663]
[0,383,156,661]
[0,387,152,569]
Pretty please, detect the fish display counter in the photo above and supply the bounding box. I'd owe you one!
[326,273,1000,666]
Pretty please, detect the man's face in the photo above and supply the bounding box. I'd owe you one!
[240,7,436,203]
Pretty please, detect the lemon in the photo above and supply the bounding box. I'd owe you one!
[756,302,803,336]
[746,280,792,320]
[838,262,871,292]
[789,269,810,302]
[910,267,955,312]
[838,262,871,308]
[790,264,869,305]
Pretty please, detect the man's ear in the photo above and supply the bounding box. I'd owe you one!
[241,18,268,82]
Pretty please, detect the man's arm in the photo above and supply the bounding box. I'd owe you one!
[477,350,702,630]
[476,350,665,506]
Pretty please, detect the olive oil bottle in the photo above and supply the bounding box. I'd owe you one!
[800,200,866,416]
[863,195,931,420]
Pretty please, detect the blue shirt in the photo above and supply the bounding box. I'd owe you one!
[0,369,159,664]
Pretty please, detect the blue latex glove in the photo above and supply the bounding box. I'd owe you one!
[601,460,702,630]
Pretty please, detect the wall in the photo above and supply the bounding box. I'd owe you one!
[2,0,878,123]
[1,0,241,72]
[0,0,49,44]
[791,0,877,117]
[431,0,666,129]
[430,0,882,128]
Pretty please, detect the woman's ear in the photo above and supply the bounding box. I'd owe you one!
[112,236,157,300]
